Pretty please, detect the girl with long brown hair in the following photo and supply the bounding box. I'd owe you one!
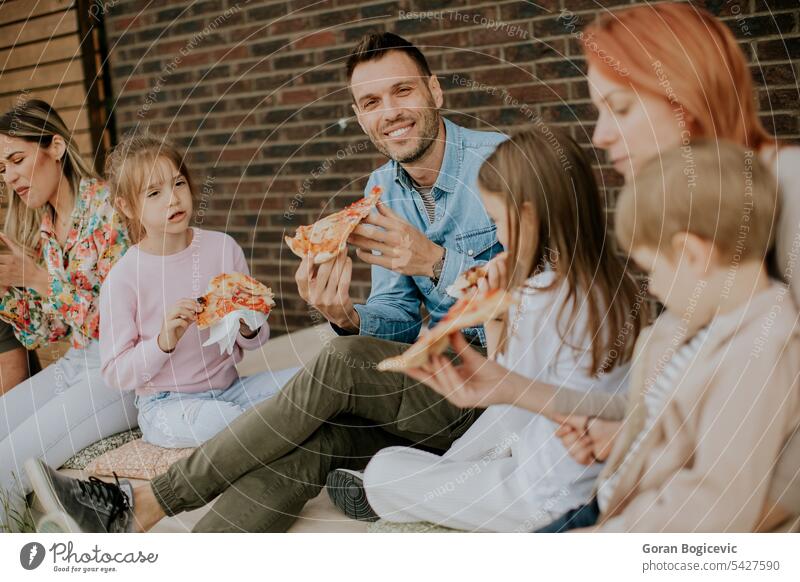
[360,126,646,531]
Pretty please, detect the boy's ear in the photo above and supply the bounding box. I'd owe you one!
[671,232,716,275]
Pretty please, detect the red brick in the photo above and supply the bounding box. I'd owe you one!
[122,77,148,92]
[294,30,339,49]
[279,88,319,105]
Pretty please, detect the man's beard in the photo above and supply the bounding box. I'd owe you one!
[373,104,441,164]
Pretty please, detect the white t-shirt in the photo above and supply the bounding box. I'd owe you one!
[444,270,630,516]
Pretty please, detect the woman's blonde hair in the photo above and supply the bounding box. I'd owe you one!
[478,127,647,375]
[0,99,98,253]
[104,132,196,244]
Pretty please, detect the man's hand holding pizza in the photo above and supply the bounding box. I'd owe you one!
[296,251,360,332]
[348,202,444,278]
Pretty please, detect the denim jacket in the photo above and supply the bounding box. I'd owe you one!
[339,117,506,345]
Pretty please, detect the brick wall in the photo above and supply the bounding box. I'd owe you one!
[102,0,799,336]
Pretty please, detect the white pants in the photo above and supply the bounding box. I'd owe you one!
[363,405,600,532]
[0,341,137,528]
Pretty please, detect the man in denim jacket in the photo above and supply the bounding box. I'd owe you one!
[34,33,511,533]
[296,69,504,344]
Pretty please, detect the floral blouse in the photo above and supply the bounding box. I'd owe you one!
[0,178,130,349]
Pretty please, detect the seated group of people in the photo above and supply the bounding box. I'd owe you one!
[1,2,799,534]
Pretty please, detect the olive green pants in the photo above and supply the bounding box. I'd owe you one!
[150,335,482,532]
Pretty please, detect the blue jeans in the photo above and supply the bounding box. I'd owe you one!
[534,497,601,533]
[135,367,301,448]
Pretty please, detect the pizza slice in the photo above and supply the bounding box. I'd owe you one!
[196,272,276,329]
[445,265,488,298]
[377,287,517,372]
[284,185,383,264]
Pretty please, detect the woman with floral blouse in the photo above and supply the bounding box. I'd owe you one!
[0,100,135,528]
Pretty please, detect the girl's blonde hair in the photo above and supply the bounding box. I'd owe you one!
[478,127,647,375]
[104,132,196,243]
[0,99,98,253]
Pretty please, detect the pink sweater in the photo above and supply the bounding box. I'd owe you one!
[99,228,270,396]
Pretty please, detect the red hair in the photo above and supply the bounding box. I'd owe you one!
[583,2,774,150]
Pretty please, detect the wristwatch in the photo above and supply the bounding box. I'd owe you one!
[431,248,446,285]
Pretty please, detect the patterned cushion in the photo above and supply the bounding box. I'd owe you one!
[61,429,142,470]
[367,520,464,533]
[84,438,196,480]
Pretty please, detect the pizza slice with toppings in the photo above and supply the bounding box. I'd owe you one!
[196,272,275,329]
[446,265,488,298]
[284,185,383,264]
[377,287,517,372]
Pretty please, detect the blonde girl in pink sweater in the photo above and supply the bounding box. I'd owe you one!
[99,134,299,448]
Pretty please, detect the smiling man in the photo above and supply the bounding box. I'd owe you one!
[297,32,505,344]
[29,33,509,534]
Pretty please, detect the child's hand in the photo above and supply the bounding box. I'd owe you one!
[158,298,200,352]
[477,252,508,293]
[554,415,597,465]
[553,415,623,465]
[585,417,622,462]
[405,332,515,409]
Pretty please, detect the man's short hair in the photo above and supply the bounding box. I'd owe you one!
[615,140,779,263]
[346,32,432,83]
